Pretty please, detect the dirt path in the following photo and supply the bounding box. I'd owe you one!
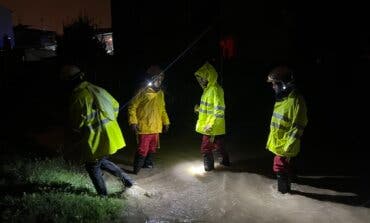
[118,159,370,223]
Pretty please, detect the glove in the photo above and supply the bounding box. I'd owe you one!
[194,104,199,113]
[204,124,212,133]
[163,124,170,133]
[131,124,139,133]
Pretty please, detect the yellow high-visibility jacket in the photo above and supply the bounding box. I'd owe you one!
[195,62,226,135]
[69,81,125,161]
[128,87,170,134]
[266,90,308,157]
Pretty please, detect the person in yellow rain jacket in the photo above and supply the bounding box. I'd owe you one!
[128,65,170,174]
[266,66,308,194]
[61,65,133,196]
[194,62,230,171]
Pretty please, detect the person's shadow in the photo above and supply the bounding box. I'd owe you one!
[213,154,370,207]
[290,175,370,207]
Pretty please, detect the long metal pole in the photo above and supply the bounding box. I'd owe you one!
[119,25,213,111]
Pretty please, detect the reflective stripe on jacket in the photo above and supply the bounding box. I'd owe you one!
[266,90,307,157]
[69,81,125,161]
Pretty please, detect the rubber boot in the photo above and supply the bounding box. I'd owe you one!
[215,146,230,167]
[133,153,145,174]
[143,153,154,169]
[219,154,231,167]
[119,171,134,187]
[203,153,215,171]
[277,172,291,194]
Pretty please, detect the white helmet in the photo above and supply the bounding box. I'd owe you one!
[60,65,84,81]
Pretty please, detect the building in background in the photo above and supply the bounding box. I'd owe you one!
[96,28,114,55]
[13,25,57,61]
[14,25,57,50]
[0,5,15,49]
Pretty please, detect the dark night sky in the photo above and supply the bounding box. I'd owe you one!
[0,0,111,33]
[0,1,369,177]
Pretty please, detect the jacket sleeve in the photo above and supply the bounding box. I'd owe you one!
[160,91,170,125]
[128,91,141,125]
[69,93,88,132]
[111,95,120,118]
[284,96,308,152]
[100,86,120,119]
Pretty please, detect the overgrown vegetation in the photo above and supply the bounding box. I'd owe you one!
[57,15,107,69]
[0,157,126,223]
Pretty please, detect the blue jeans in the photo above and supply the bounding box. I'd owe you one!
[85,157,133,196]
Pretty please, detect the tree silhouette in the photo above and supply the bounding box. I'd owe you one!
[57,16,107,69]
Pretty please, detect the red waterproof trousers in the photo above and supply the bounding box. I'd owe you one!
[273,155,291,174]
[137,134,159,156]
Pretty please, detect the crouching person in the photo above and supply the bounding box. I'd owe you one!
[61,65,133,196]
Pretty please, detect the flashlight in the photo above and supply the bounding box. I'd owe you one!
[147,81,153,87]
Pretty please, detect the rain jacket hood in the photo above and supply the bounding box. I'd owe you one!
[195,62,218,89]
[84,83,116,120]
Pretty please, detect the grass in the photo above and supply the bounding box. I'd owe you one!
[0,156,126,223]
